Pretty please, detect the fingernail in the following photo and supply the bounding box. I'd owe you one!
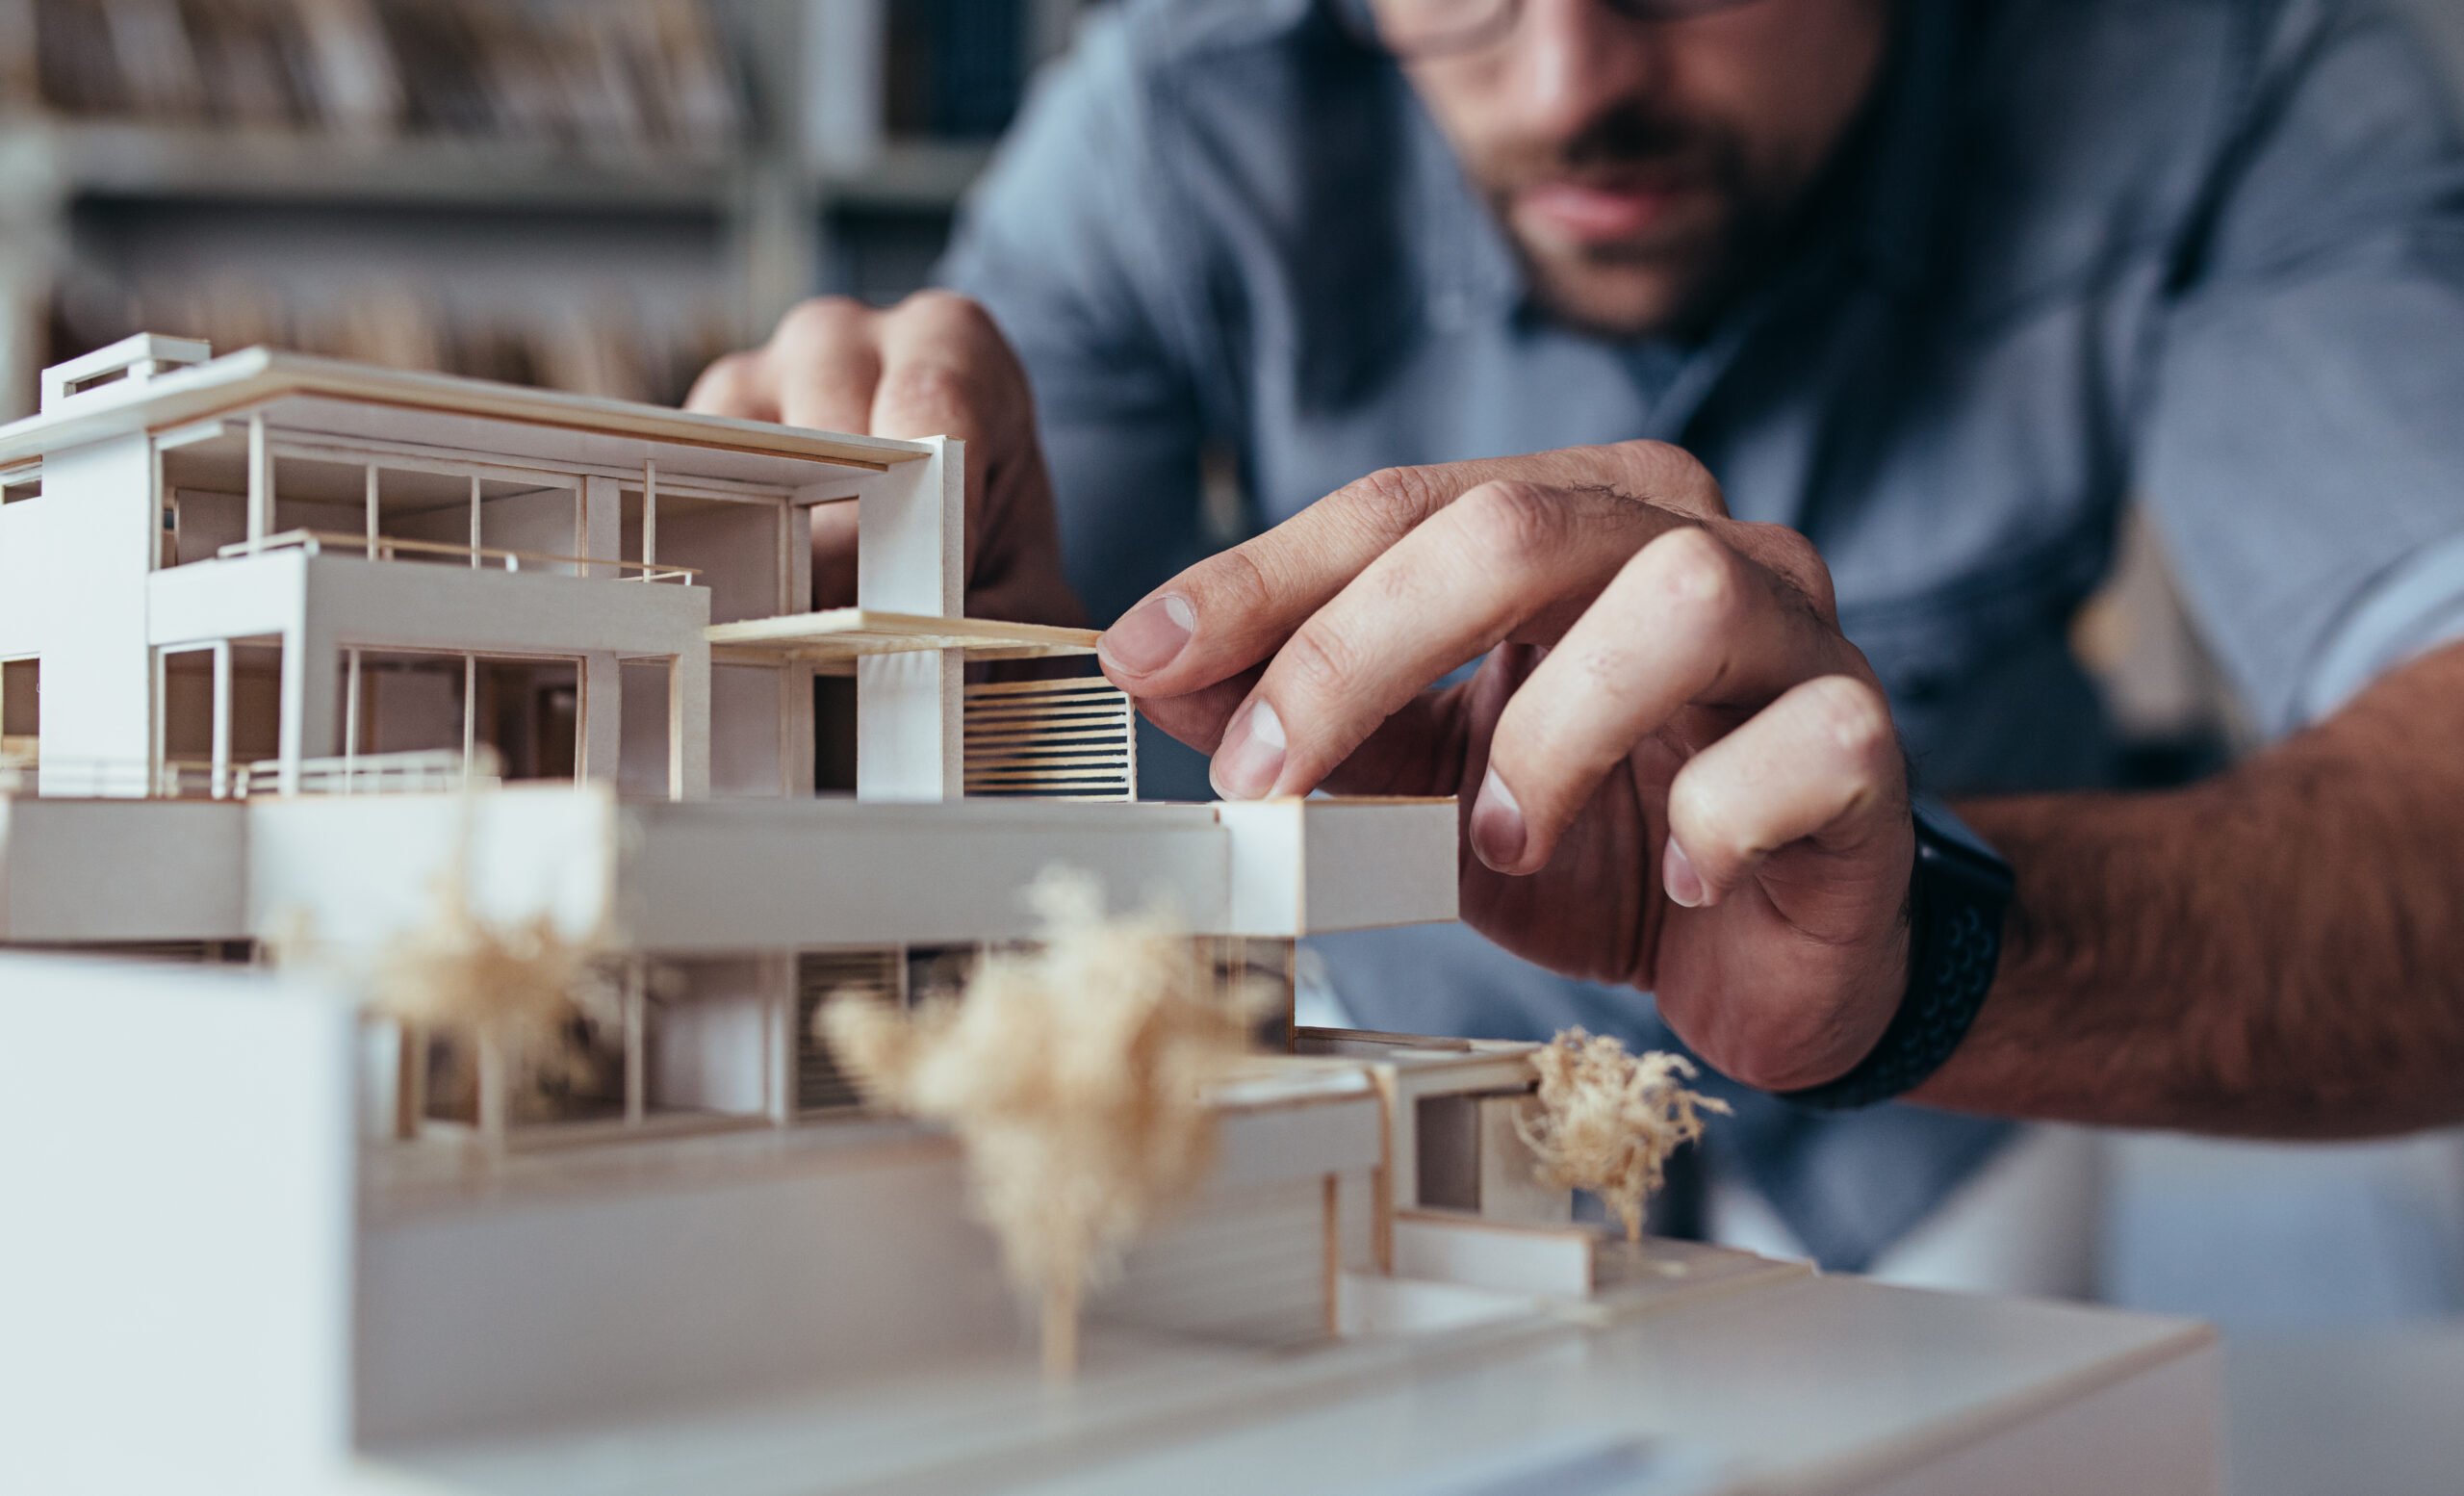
[1098,593,1195,676]
[1211,699,1287,800]
[1469,767,1527,872]
[1662,837,1707,909]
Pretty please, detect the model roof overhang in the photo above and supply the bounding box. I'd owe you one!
[0,347,926,490]
[707,608,1100,663]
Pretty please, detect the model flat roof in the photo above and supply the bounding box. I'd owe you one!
[0,347,930,487]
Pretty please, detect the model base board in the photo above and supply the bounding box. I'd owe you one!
[2,954,2220,1496]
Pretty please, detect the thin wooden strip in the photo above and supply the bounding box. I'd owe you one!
[965,755,1130,768]
[962,729,1128,746]
[961,709,1132,727]
[962,714,1128,729]
[964,763,1127,776]
[962,692,1129,705]
[963,734,1133,749]
[966,789,1132,801]
[962,690,1121,706]
[962,696,1128,711]
[962,709,1130,725]
[962,677,1121,697]
[961,754,1133,768]
[962,684,1127,700]
[961,784,1133,798]
[962,674,1119,690]
[965,756,1134,770]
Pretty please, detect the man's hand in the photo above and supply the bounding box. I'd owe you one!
[1097,441,1912,1092]
[687,292,1083,626]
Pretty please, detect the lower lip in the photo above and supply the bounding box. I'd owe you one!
[1516,180,1696,244]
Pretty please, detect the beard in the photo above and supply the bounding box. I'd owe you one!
[1467,104,1797,340]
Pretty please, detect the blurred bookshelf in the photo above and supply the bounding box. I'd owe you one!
[0,0,1090,416]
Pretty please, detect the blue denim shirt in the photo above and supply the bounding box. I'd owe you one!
[943,0,2464,1268]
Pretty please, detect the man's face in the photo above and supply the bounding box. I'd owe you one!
[1393,0,1890,336]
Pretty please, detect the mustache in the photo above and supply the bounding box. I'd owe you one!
[1486,107,1730,183]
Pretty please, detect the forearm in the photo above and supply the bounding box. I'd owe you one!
[1916,641,2464,1136]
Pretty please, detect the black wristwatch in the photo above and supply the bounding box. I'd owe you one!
[1779,793,2013,1111]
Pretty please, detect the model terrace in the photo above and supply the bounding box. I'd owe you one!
[0,333,1106,803]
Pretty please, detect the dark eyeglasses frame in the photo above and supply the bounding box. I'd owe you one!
[1335,0,1768,60]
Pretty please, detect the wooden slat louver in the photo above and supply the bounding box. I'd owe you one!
[796,947,902,1115]
[962,677,1137,801]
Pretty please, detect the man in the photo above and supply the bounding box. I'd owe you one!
[689,0,2464,1271]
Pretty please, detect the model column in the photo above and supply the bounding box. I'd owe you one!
[854,436,963,801]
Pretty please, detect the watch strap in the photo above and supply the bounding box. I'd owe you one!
[1778,808,2009,1111]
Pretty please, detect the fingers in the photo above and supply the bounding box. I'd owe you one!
[1098,463,1458,687]
[1097,440,1727,697]
[864,291,1030,446]
[808,503,860,608]
[1468,526,1852,873]
[689,291,1029,444]
[1205,481,1686,799]
[761,297,884,434]
[1656,674,1907,910]
[682,351,779,424]
[690,291,1062,616]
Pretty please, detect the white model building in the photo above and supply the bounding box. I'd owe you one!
[0,338,2223,1496]
[0,331,1454,1134]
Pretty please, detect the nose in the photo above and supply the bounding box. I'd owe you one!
[1502,0,1668,141]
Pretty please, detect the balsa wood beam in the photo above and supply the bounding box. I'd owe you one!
[706,608,1099,661]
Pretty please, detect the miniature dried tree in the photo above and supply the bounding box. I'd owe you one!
[359,876,617,1135]
[1517,1029,1731,1246]
[823,869,1270,1380]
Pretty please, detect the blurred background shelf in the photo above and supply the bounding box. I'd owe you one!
[0,0,1089,415]
[1,120,744,211]
[819,136,996,210]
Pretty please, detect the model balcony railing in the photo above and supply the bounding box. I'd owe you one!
[962,677,1138,802]
[1,747,501,799]
[238,746,505,798]
[217,529,700,583]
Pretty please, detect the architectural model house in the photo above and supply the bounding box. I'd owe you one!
[0,332,1454,1130]
[0,338,2223,1496]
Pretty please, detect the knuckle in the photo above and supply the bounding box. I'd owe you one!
[1334,466,1444,541]
[1801,675,1896,764]
[1201,541,1279,622]
[897,287,989,327]
[1454,480,1568,562]
[894,289,1006,353]
[1614,439,1726,512]
[874,358,975,421]
[1735,521,1838,619]
[1665,770,1737,856]
[1275,622,1364,703]
[772,295,868,352]
[687,351,758,403]
[1643,526,1745,627]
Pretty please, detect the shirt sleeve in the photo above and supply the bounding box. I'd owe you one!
[935,9,1212,629]
[2138,0,2464,733]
